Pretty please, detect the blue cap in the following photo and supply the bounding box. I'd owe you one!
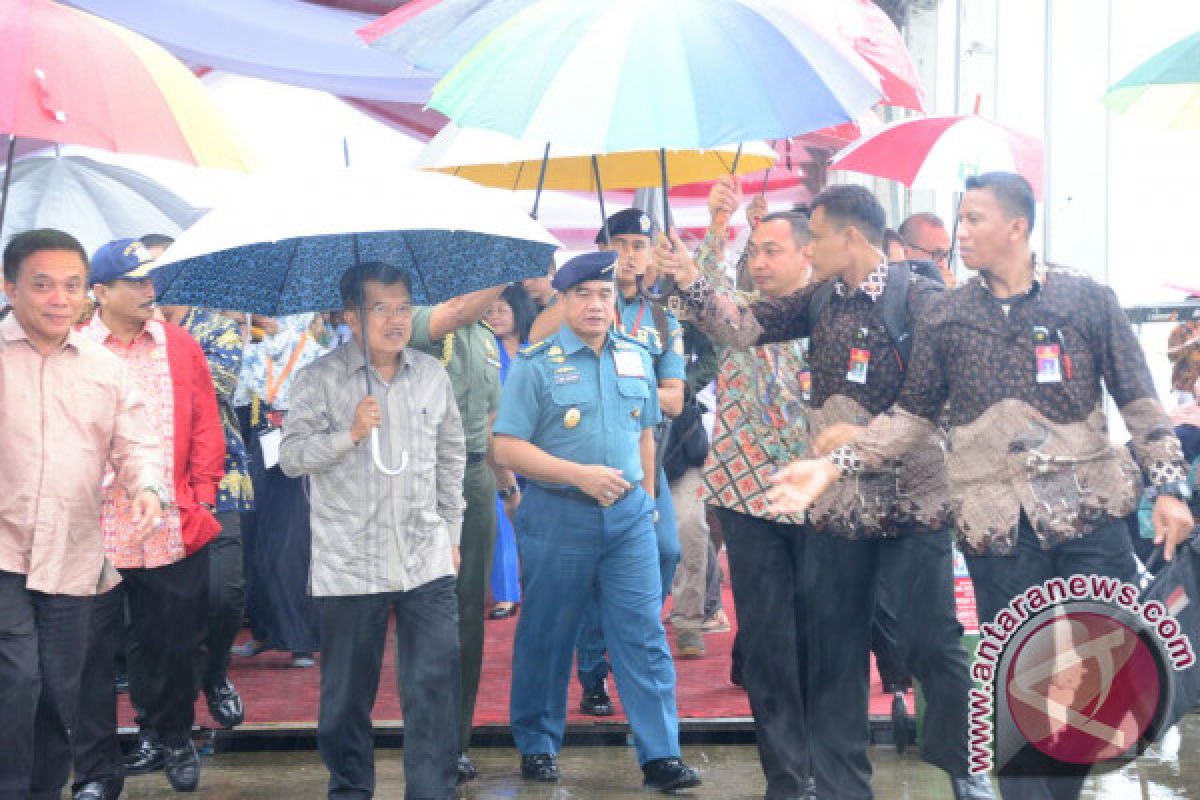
[552,251,617,292]
[595,208,656,244]
[90,238,157,286]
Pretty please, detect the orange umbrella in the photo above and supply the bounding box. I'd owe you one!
[0,0,255,233]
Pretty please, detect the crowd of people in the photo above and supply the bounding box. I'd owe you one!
[0,168,1195,800]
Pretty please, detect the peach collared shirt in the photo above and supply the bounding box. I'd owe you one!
[80,316,184,569]
[0,315,164,595]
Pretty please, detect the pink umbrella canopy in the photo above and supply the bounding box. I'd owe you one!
[829,112,1045,198]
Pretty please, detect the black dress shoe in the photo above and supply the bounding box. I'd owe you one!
[642,757,702,792]
[164,741,200,792]
[579,680,614,716]
[487,603,518,620]
[72,781,110,800]
[456,752,477,785]
[891,691,913,755]
[520,753,559,782]
[122,734,165,775]
[204,677,245,729]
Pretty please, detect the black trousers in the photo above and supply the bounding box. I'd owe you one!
[965,516,1137,800]
[73,548,209,789]
[871,588,912,692]
[804,527,971,800]
[317,576,461,800]
[719,508,813,800]
[201,512,246,689]
[0,571,92,800]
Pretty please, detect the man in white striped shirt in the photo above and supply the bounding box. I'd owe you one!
[281,261,466,800]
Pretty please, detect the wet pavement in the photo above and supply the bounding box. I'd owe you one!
[118,716,1200,799]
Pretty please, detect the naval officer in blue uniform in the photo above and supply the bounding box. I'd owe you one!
[493,251,700,793]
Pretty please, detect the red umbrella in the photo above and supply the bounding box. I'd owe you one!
[823,0,925,112]
[828,111,1045,198]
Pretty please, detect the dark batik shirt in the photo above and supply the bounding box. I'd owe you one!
[834,265,1187,555]
[679,261,953,538]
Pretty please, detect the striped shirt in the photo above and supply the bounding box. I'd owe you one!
[279,342,466,596]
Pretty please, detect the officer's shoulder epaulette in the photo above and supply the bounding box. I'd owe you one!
[519,339,551,358]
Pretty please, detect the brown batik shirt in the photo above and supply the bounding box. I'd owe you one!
[679,262,953,538]
[832,266,1188,556]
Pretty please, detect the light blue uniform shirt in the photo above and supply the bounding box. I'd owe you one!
[615,293,687,385]
[494,325,661,487]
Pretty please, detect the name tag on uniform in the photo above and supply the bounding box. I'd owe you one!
[614,350,645,378]
[1035,344,1063,384]
[554,372,581,385]
[846,349,870,384]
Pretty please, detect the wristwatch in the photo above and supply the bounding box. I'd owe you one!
[498,485,519,500]
[200,501,216,513]
[141,485,171,507]
[1155,480,1193,503]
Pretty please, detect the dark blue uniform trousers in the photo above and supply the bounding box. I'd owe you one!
[511,484,680,765]
[575,466,680,691]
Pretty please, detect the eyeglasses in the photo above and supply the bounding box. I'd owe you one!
[365,302,413,319]
[905,242,950,263]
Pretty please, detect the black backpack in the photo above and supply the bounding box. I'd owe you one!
[662,400,710,482]
[807,262,914,370]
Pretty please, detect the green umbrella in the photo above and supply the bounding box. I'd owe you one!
[1103,31,1200,130]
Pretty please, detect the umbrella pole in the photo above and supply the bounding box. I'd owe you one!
[730,142,743,176]
[0,136,16,241]
[531,142,550,219]
[591,155,609,244]
[761,141,774,198]
[658,148,671,234]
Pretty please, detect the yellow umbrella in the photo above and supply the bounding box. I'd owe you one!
[412,124,776,191]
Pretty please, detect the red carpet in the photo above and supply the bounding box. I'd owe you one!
[118,578,909,730]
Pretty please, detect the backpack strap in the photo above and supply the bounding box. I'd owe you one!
[807,279,837,337]
[880,262,913,370]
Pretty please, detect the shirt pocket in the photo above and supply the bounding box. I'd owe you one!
[616,377,651,431]
[549,382,596,432]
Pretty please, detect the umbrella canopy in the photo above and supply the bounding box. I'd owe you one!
[413,125,777,190]
[426,0,881,152]
[829,113,1045,198]
[0,153,206,254]
[1103,31,1200,130]
[151,169,560,316]
[0,0,254,170]
[361,0,922,112]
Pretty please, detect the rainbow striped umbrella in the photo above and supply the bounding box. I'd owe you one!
[1103,31,1200,131]
[0,0,254,171]
[427,0,881,153]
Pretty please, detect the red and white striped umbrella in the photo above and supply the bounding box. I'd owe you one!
[829,112,1044,198]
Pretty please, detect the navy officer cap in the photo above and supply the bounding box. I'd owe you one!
[90,238,157,286]
[551,250,617,292]
[595,208,656,244]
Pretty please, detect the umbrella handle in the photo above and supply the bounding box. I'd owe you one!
[370,428,409,475]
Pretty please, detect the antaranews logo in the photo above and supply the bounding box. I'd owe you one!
[968,574,1194,776]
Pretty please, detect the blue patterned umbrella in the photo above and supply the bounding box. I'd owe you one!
[150,169,560,315]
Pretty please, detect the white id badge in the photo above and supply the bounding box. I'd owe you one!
[259,428,282,469]
[613,350,646,378]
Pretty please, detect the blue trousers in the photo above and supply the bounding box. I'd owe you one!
[490,495,521,604]
[575,467,679,691]
[510,484,680,765]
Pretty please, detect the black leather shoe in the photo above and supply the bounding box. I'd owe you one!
[951,774,996,800]
[642,757,702,792]
[72,781,110,800]
[204,677,245,729]
[122,734,165,775]
[520,753,559,782]
[579,680,614,716]
[164,741,200,792]
[891,691,913,755]
[456,752,477,785]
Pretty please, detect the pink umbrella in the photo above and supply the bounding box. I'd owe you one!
[829,110,1045,198]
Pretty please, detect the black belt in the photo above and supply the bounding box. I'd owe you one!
[466,452,487,465]
[537,485,631,507]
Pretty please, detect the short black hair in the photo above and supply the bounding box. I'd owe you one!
[759,210,812,249]
[499,283,539,343]
[897,212,946,243]
[340,261,412,309]
[3,228,89,284]
[964,171,1036,234]
[882,228,904,253]
[810,184,886,247]
[139,233,175,250]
